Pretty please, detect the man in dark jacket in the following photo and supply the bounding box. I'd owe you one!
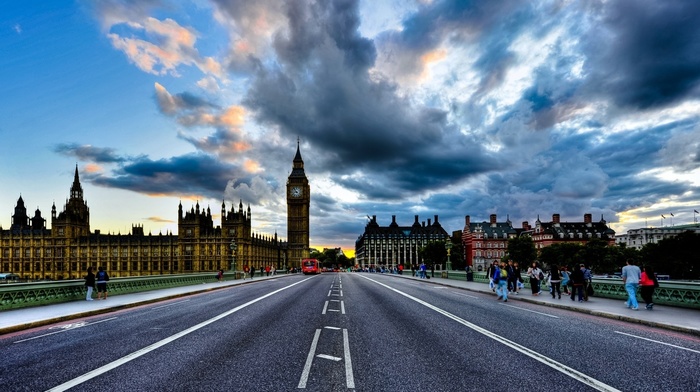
[570,266,585,302]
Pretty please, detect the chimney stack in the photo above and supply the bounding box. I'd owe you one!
[584,213,592,224]
[552,214,560,224]
[490,214,497,225]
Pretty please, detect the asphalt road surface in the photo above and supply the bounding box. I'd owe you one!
[1,273,699,391]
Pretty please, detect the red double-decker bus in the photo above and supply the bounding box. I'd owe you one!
[302,258,321,275]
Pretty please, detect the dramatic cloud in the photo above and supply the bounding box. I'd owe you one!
[46,0,700,250]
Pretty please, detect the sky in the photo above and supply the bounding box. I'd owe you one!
[2,0,700,257]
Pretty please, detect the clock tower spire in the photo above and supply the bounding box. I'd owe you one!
[287,139,310,268]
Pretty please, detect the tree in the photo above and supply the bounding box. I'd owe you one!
[418,241,447,267]
[507,236,536,267]
[538,243,582,269]
[640,231,700,279]
[449,242,465,270]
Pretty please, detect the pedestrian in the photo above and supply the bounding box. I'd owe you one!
[96,266,109,300]
[640,265,658,310]
[84,266,95,301]
[549,264,562,299]
[581,264,593,301]
[527,262,543,295]
[570,265,585,302]
[265,265,271,276]
[487,261,498,292]
[419,262,427,279]
[622,259,642,310]
[560,267,570,295]
[495,261,509,302]
[430,264,435,278]
[512,261,522,294]
[217,269,224,282]
[250,266,255,279]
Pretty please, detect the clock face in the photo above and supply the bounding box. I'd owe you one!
[291,186,302,198]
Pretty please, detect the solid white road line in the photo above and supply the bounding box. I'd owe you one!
[614,331,700,354]
[343,328,355,389]
[14,318,118,344]
[45,277,313,392]
[501,303,559,318]
[298,329,322,389]
[359,275,621,392]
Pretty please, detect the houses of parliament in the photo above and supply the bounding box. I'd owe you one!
[0,145,311,280]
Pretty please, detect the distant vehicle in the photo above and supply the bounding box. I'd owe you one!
[302,259,321,275]
[0,273,20,283]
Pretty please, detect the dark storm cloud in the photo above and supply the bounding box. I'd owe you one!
[54,143,127,163]
[87,153,244,199]
[244,0,496,199]
[584,0,700,109]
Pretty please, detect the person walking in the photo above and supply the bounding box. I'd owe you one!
[549,265,562,299]
[487,261,498,292]
[527,262,543,295]
[217,269,224,282]
[84,267,96,301]
[570,265,585,302]
[581,264,593,301]
[512,261,522,294]
[250,266,255,279]
[560,267,570,295]
[419,262,427,279]
[622,259,642,310]
[95,266,109,300]
[640,265,658,310]
[495,261,509,302]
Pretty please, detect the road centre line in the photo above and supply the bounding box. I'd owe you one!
[614,331,700,354]
[327,290,332,297]
[322,301,329,315]
[317,354,342,361]
[343,328,355,389]
[500,303,559,318]
[46,277,314,392]
[14,317,118,344]
[359,275,621,392]
[152,300,190,310]
[324,326,341,330]
[298,329,322,388]
[341,301,346,315]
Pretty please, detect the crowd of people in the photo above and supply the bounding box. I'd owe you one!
[486,259,659,310]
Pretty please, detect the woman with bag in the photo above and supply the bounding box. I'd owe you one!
[527,262,543,295]
[640,265,659,310]
[560,267,570,295]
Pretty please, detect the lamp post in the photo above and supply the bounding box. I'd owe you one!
[229,238,237,274]
[445,239,453,271]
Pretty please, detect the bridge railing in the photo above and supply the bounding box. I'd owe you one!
[0,272,240,311]
[438,271,700,309]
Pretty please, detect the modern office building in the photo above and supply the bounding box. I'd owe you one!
[355,215,450,268]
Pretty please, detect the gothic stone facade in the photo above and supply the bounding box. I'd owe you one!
[1,146,309,280]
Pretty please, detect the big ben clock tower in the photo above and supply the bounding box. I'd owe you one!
[287,140,310,269]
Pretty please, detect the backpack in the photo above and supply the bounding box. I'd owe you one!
[538,270,544,280]
[500,268,508,279]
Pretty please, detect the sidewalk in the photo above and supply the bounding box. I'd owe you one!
[0,274,284,335]
[1,273,698,337]
[396,273,700,336]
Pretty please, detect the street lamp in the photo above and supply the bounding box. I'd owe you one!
[229,238,237,274]
[445,239,453,271]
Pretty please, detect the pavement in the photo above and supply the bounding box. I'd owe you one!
[1,272,698,336]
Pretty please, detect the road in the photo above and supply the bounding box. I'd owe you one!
[1,273,699,391]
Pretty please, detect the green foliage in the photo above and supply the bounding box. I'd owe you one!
[539,243,582,269]
[639,231,700,279]
[418,241,447,266]
[507,236,537,266]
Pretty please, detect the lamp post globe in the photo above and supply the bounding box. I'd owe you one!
[445,239,453,271]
